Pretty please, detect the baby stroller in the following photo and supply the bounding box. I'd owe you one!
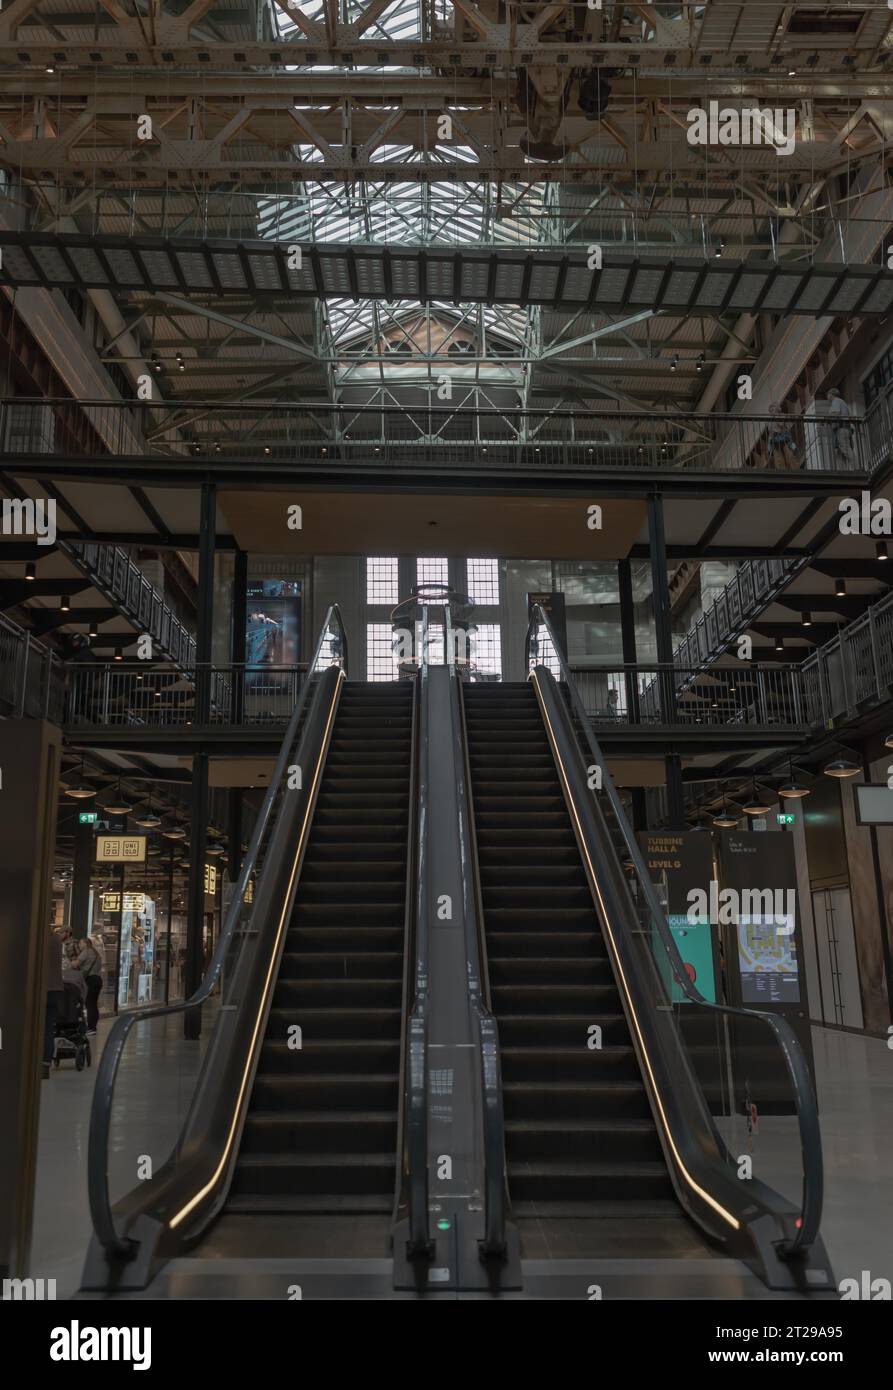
[53,980,92,1072]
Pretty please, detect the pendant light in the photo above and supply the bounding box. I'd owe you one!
[823,751,860,778]
[66,759,96,799]
[779,758,810,799]
[133,795,162,829]
[162,824,187,840]
[104,776,132,816]
[713,798,739,828]
[742,778,773,816]
[885,733,893,751]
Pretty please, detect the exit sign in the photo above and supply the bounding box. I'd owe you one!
[78,812,98,824]
[776,813,795,825]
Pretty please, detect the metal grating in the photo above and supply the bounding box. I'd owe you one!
[1,233,891,316]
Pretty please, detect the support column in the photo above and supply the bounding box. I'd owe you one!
[69,814,94,939]
[618,558,647,831]
[648,495,685,829]
[231,547,247,726]
[0,719,61,1279]
[185,483,215,1039]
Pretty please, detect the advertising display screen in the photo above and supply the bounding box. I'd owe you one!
[245,579,302,692]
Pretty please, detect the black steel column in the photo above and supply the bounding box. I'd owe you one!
[69,814,94,940]
[618,559,648,830]
[164,844,176,1005]
[185,483,215,1039]
[227,790,243,884]
[231,547,247,725]
[227,547,247,884]
[648,495,685,829]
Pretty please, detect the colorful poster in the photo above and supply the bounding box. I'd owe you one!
[667,913,718,1003]
[245,579,301,690]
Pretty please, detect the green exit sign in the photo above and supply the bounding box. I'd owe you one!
[78,811,98,824]
[776,813,795,826]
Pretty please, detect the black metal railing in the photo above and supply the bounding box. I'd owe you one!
[0,396,874,475]
[450,603,509,1260]
[398,608,430,1259]
[0,613,64,722]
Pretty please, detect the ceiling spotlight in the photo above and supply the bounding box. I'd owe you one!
[714,241,724,258]
[264,446,271,455]
[46,65,55,73]
[66,759,96,800]
[60,595,70,612]
[151,354,162,373]
[877,541,889,561]
[801,612,812,628]
[114,646,123,661]
[779,759,810,799]
[25,561,36,581]
[835,577,847,597]
[788,69,796,77]
[696,353,704,373]
[669,354,678,373]
[88,621,98,638]
[774,636,784,653]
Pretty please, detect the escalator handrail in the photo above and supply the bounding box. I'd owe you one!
[400,606,431,1256]
[525,605,822,1258]
[87,606,348,1259]
[448,607,509,1258]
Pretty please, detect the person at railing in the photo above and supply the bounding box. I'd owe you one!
[766,403,800,471]
[827,388,855,464]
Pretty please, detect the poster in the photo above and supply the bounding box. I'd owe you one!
[638,831,718,1004]
[245,579,301,690]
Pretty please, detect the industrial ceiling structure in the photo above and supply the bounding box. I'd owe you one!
[3,0,893,770]
[2,0,893,430]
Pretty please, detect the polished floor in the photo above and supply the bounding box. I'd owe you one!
[30,1016,893,1299]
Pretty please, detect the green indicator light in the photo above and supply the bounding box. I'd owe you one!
[436,1219,450,1231]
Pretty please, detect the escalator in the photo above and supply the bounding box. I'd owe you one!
[83,610,420,1297]
[462,626,834,1298]
[464,681,673,1212]
[228,681,412,1216]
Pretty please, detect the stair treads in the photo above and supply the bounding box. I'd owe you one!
[234,682,411,1214]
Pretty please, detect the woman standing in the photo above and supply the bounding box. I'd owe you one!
[76,936,103,1034]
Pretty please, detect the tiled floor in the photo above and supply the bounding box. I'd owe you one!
[28,1019,893,1299]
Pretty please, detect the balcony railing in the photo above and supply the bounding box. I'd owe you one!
[672,556,802,674]
[0,613,64,722]
[64,663,312,729]
[801,588,893,726]
[68,542,197,669]
[0,397,875,476]
[567,662,807,729]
